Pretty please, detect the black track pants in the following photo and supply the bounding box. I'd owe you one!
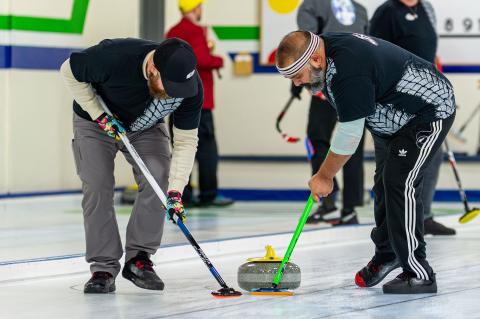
[370,114,455,279]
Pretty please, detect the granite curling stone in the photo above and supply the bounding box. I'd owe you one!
[237,245,301,291]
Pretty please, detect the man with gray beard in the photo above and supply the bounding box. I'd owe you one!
[293,0,368,225]
[276,31,455,294]
[61,38,202,293]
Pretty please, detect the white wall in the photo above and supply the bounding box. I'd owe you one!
[0,0,11,194]
[2,0,140,193]
[447,75,480,154]
[0,71,8,194]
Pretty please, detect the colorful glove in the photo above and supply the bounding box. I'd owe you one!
[95,113,126,140]
[166,190,187,224]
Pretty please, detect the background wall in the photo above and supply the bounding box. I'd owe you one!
[0,0,479,194]
[0,0,11,195]
[0,0,140,193]
[165,1,311,157]
[0,70,7,194]
[164,0,480,157]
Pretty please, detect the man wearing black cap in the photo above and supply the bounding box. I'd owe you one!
[61,38,203,293]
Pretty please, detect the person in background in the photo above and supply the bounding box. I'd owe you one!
[370,0,456,236]
[294,0,369,225]
[166,0,234,208]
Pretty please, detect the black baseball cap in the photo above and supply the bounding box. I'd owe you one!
[153,38,198,98]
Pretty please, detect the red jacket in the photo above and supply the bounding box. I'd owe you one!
[166,18,223,110]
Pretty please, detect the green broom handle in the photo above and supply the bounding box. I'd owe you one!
[273,194,315,287]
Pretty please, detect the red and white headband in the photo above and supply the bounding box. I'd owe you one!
[276,32,320,78]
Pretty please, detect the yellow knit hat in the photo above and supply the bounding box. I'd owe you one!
[179,0,204,13]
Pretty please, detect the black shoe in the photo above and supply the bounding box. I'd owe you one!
[306,205,338,224]
[331,210,359,226]
[198,195,234,207]
[355,258,400,288]
[84,271,115,294]
[183,197,199,208]
[383,272,437,294]
[122,252,164,290]
[424,217,456,236]
[211,195,235,207]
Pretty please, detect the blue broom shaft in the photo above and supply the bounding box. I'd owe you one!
[176,219,229,288]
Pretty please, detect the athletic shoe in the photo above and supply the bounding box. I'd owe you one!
[84,271,115,294]
[306,205,338,224]
[424,217,456,236]
[198,195,234,207]
[355,258,400,288]
[122,252,164,290]
[183,198,199,208]
[383,272,437,294]
[331,210,359,226]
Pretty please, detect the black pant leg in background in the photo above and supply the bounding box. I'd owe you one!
[169,110,219,203]
[196,109,219,202]
[375,115,454,279]
[307,96,339,194]
[307,96,365,209]
[168,116,194,203]
[342,131,365,210]
[422,147,443,219]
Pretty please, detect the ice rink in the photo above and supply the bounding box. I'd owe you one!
[1,196,479,319]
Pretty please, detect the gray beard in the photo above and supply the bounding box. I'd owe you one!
[303,65,325,95]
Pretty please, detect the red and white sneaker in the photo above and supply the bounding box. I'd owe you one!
[355,258,400,288]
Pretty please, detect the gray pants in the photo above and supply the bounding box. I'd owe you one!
[72,114,170,277]
[422,147,443,220]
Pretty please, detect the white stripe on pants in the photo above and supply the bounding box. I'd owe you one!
[404,120,442,280]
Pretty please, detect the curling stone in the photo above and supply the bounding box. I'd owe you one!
[237,245,301,291]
